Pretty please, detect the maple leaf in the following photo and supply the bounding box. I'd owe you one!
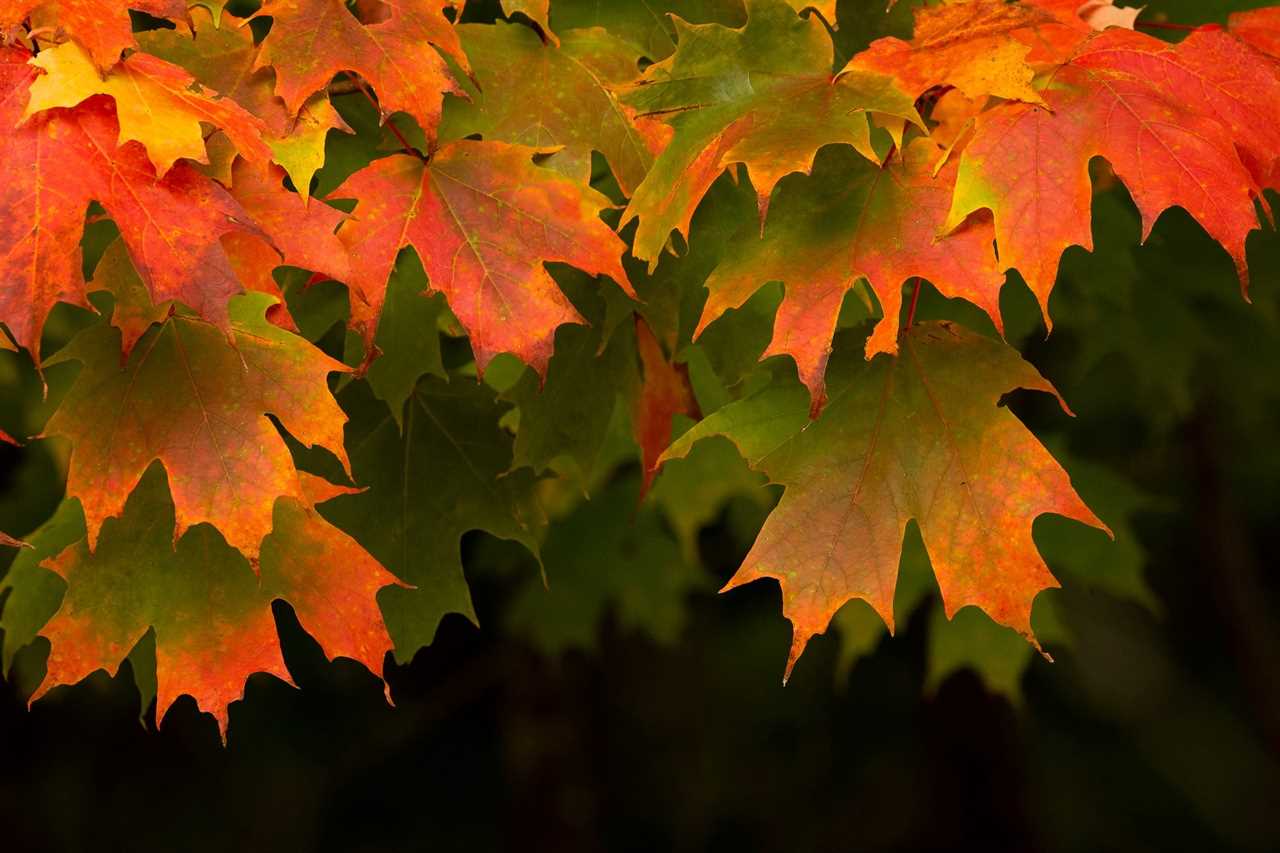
[23,41,272,176]
[358,252,448,426]
[136,6,352,201]
[698,140,1004,413]
[0,50,265,357]
[547,0,746,60]
[253,0,468,148]
[316,377,545,657]
[503,319,640,490]
[619,0,920,266]
[31,465,397,733]
[943,27,1277,314]
[662,322,1105,675]
[0,0,188,70]
[846,0,1065,105]
[443,21,669,196]
[332,140,633,377]
[44,293,351,560]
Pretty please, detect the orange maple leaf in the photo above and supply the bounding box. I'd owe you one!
[44,293,351,560]
[0,0,189,70]
[0,49,265,358]
[698,139,1004,413]
[663,323,1105,676]
[35,469,398,733]
[944,27,1279,315]
[332,140,633,377]
[254,0,468,146]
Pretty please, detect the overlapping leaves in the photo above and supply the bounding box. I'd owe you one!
[0,0,1275,728]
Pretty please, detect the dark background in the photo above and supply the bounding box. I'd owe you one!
[3,1,1280,851]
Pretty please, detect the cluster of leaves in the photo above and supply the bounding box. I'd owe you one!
[1,0,1279,732]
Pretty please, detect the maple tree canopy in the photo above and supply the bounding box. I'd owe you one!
[1,0,1278,728]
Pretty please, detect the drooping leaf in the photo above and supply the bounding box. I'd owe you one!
[45,293,351,559]
[332,140,633,376]
[0,0,189,70]
[443,21,668,196]
[699,140,1004,412]
[253,0,468,147]
[136,6,353,200]
[619,0,919,266]
[632,316,699,492]
[315,377,546,658]
[29,465,396,733]
[944,27,1277,313]
[0,53,264,356]
[662,322,1105,675]
[23,40,272,176]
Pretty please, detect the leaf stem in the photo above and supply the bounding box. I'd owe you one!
[344,72,420,158]
[1134,20,1211,33]
[905,277,922,329]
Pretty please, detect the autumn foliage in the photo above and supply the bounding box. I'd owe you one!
[1,0,1278,733]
